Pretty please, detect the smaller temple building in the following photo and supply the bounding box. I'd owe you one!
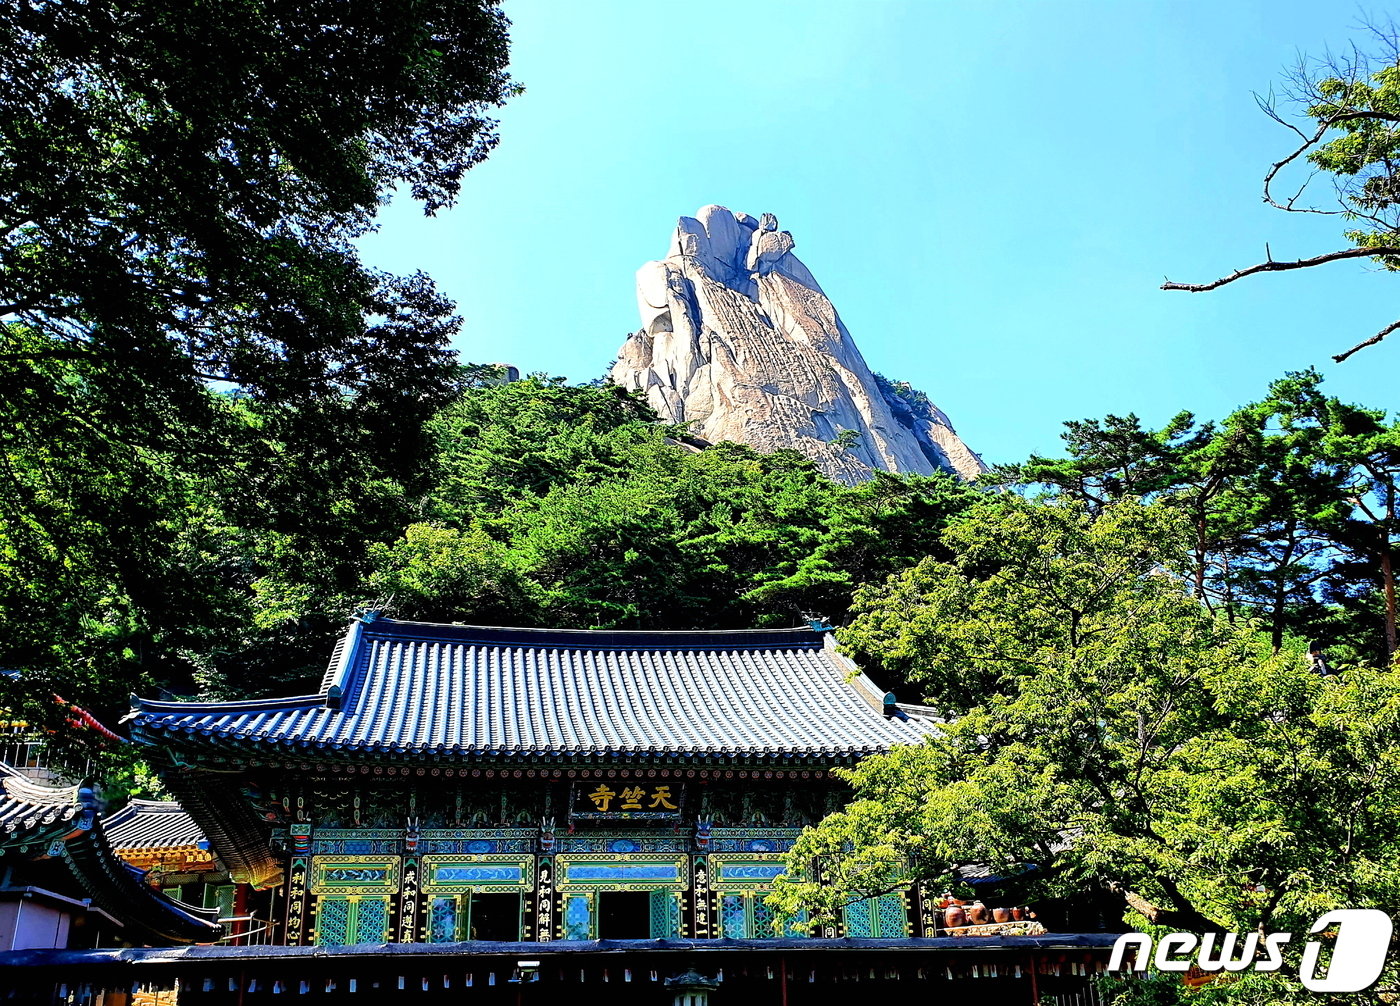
[0,764,220,951]
[104,799,262,945]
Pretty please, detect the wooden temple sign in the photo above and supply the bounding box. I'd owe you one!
[569,779,684,821]
[284,859,309,946]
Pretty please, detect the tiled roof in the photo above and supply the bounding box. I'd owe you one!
[0,764,220,943]
[104,800,207,853]
[127,618,937,763]
[0,764,83,848]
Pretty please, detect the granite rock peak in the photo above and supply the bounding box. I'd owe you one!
[611,205,985,483]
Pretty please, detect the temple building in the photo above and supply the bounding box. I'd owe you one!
[124,616,940,947]
[103,799,261,944]
[0,764,220,951]
[1,615,1119,1003]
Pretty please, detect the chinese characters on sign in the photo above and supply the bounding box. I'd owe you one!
[570,779,685,820]
[587,784,677,811]
[285,860,308,946]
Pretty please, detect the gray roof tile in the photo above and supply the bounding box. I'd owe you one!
[0,765,80,846]
[103,800,207,852]
[129,619,937,762]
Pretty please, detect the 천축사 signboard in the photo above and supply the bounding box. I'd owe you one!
[569,777,685,822]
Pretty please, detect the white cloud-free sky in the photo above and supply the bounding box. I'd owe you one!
[361,0,1399,465]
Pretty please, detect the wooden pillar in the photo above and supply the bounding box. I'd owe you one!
[690,855,712,938]
[283,857,310,947]
[536,856,555,941]
[232,883,250,945]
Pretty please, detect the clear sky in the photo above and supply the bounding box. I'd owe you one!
[359,0,1400,467]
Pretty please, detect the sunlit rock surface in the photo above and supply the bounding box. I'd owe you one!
[611,205,985,483]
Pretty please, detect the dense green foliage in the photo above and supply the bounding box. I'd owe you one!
[379,379,978,629]
[995,370,1400,666]
[772,497,1400,1003]
[2,356,984,710]
[0,0,515,736]
[774,374,1400,1004]
[231,376,981,693]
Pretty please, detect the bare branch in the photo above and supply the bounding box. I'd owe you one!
[1255,89,1311,142]
[1262,124,1326,210]
[1162,245,1400,292]
[1334,318,1400,362]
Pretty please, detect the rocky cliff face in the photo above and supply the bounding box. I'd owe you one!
[611,205,985,483]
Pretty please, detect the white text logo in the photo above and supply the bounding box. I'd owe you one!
[1107,909,1393,993]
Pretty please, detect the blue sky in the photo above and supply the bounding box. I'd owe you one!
[360,0,1399,466]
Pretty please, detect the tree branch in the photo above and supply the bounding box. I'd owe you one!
[1162,245,1400,292]
[1110,881,1224,932]
[1334,318,1400,362]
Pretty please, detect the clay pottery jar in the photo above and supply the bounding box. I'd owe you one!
[1011,907,1026,921]
[943,905,968,929]
[966,901,988,925]
[992,907,1012,924]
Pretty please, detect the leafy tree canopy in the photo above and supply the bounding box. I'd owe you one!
[772,497,1400,988]
[0,0,516,733]
[997,370,1400,666]
[334,377,983,640]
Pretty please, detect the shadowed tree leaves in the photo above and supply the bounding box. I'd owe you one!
[0,1,516,723]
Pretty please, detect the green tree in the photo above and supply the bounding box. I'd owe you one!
[1163,20,1400,362]
[0,1,517,723]
[346,378,982,637]
[772,498,1400,957]
[999,373,1400,663]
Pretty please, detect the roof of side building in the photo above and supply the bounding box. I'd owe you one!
[0,764,220,944]
[104,799,207,854]
[0,765,83,850]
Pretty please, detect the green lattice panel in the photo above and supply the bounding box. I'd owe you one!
[843,899,875,937]
[563,894,592,940]
[316,898,351,946]
[356,898,389,942]
[842,894,907,937]
[874,892,907,937]
[720,894,748,938]
[428,896,459,943]
[649,890,681,937]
